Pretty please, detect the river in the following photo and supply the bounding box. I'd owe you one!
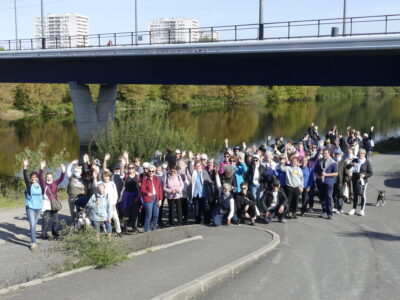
[1,96,400,177]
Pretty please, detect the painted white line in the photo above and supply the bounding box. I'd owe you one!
[0,235,203,296]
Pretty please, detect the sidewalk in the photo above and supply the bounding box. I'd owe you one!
[2,224,273,299]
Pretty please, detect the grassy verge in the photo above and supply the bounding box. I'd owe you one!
[51,224,130,271]
[374,137,400,153]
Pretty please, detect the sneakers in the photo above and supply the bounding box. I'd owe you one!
[278,218,286,223]
[265,217,272,224]
[292,213,298,219]
[332,208,338,213]
[348,209,356,216]
[321,213,328,219]
[307,208,314,213]
[250,220,256,226]
[30,243,37,250]
[359,210,365,216]
[327,215,332,220]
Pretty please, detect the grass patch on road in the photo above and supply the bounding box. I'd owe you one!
[52,225,130,271]
[374,137,400,154]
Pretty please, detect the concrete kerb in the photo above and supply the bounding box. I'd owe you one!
[152,226,280,300]
[0,235,203,296]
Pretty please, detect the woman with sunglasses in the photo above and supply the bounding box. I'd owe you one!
[120,163,141,233]
[218,152,230,175]
[141,166,163,232]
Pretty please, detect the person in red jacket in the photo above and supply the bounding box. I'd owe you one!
[140,165,163,232]
[39,160,65,239]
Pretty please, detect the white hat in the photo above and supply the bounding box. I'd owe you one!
[142,162,151,169]
[175,149,181,154]
[252,154,260,160]
[200,153,208,160]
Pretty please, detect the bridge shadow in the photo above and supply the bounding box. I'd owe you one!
[338,230,400,241]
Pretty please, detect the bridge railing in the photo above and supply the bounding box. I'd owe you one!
[1,13,400,51]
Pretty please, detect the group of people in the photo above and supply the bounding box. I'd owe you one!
[22,123,374,250]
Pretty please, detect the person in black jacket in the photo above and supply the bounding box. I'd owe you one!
[348,149,373,216]
[235,182,257,225]
[245,154,266,211]
[261,180,288,223]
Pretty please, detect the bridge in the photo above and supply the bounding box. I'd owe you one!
[1,14,400,145]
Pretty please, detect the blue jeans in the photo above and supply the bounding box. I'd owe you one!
[250,184,264,212]
[26,207,41,243]
[144,197,159,232]
[91,220,112,233]
[212,210,238,227]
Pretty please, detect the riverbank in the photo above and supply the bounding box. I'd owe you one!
[2,83,400,117]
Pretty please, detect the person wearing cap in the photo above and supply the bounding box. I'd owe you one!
[361,126,374,161]
[314,148,338,219]
[175,149,182,160]
[245,153,266,212]
[200,153,208,167]
[279,155,304,219]
[332,149,346,214]
[348,148,373,216]
[152,150,164,165]
[261,180,288,223]
[233,146,241,157]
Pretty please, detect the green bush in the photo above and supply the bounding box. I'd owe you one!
[53,225,129,270]
[93,111,219,166]
[14,142,70,176]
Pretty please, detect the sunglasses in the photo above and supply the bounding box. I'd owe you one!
[229,160,236,163]
[201,158,206,161]
[224,155,230,158]
[148,171,155,173]
[252,159,259,162]
[242,187,248,189]
[128,167,135,169]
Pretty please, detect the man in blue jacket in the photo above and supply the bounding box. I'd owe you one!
[314,149,338,219]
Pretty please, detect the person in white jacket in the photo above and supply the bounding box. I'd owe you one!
[96,171,122,236]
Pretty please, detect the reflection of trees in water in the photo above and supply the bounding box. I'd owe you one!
[1,96,400,177]
[0,116,78,177]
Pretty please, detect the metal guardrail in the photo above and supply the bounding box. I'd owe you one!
[2,13,400,51]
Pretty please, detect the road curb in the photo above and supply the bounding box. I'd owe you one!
[0,235,203,296]
[151,226,280,300]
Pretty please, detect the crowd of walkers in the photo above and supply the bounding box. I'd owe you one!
[23,123,374,250]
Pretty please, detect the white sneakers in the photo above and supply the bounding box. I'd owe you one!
[348,209,365,216]
[322,213,328,219]
[30,243,37,250]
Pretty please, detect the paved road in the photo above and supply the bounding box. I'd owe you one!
[3,226,272,299]
[202,152,400,300]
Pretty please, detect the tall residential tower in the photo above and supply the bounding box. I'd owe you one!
[148,18,199,44]
[34,13,89,48]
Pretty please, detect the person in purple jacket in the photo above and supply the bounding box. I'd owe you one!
[39,160,65,239]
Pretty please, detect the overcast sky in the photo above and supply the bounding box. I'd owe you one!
[0,0,399,40]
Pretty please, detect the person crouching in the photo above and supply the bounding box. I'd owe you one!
[261,180,289,223]
[212,183,238,226]
[86,183,113,241]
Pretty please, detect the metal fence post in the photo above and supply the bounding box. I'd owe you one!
[189,28,191,43]
[131,32,134,45]
[211,27,214,42]
[168,29,171,44]
[235,25,237,41]
[350,17,353,36]
[31,39,33,50]
[259,23,264,40]
[114,33,116,46]
[98,34,101,47]
[55,37,58,48]
[149,31,152,45]
[69,36,71,48]
[317,20,321,37]
[385,15,388,34]
[288,22,291,39]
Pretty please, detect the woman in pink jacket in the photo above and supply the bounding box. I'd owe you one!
[164,166,184,226]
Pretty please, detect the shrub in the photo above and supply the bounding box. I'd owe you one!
[93,111,219,166]
[53,225,129,270]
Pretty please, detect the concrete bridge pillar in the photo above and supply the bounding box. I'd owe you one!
[69,82,118,146]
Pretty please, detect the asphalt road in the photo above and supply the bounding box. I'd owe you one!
[201,152,400,300]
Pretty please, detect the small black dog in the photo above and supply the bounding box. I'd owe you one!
[376,190,386,207]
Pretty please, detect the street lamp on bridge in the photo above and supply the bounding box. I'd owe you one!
[134,0,138,45]
[343,0,347,36]
[13,0,18,49]
[41,0,45,49]
[259,0,264,40]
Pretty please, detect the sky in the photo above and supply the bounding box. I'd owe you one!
[1,0,400,40]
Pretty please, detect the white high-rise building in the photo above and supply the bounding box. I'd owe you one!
[148,18,199,44]
[34,13,89,49]
[199,30,219,41]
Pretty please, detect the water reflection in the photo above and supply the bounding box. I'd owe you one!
[1,96,400,177]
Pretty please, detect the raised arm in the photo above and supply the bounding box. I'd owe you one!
[22,158,30,188]
[55,163,66,186]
